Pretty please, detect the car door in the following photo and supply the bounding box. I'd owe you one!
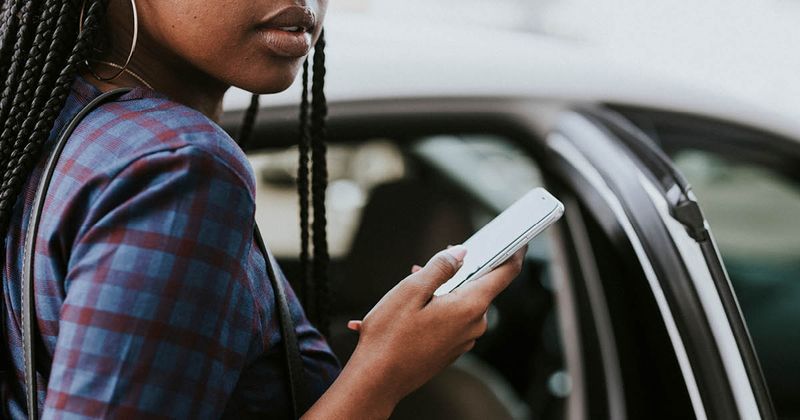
[543,108,775,420]
[610,106,800,420]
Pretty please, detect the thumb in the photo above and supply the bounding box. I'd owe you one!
[413,245,467,294]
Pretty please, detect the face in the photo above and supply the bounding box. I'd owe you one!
[115,0,328,95]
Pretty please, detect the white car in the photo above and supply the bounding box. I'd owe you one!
[222,14,799,420]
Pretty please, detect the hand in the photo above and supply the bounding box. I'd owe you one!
[346,265,420,333]
[345,244,526,408]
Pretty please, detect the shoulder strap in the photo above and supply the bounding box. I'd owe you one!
[253,224,310,418]
[22,88,131,418]
[22,88,308,419]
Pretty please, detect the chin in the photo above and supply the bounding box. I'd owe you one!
[234,58,305,94]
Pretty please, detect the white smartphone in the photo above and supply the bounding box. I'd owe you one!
[433,187,564,296]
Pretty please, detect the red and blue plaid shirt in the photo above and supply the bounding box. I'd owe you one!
[2,74,340,419]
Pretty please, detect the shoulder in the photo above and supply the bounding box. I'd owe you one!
[61,95,255,197]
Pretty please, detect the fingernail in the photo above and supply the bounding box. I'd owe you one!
[446,245,467,262]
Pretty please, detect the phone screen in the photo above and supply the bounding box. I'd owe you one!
[433,188,563,296]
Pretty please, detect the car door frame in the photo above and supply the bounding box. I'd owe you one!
[544,107,775,420]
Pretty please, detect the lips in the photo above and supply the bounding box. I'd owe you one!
[256,6,317,58]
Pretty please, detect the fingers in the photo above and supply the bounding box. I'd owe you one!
[347,320,362,332]
[472,317,489,340]
[409,245,467,296]
[462,339,477,354]
[457,246,525,303]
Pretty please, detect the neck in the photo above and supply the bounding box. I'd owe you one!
[80,56,229,123]
[90,1,233,122]
[88,38,229,122]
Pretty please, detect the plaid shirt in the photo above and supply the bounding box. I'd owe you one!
[1,75,340,419]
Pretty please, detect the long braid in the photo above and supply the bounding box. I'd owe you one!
[309,30,329,336]
[0,0,37,168]
[297,58,312,314]
[0,0,109,244]
[1,1,71,174]
[0,2,21,78]
[236,94,260,152]
[0,1,105,222]
[233,50,327,331]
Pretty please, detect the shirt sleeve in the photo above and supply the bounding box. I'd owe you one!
[43,144,259,419]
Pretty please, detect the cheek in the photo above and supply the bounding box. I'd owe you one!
[143,3,305,93]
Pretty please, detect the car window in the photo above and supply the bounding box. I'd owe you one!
[671,148,800,418]
[673,150,800,262]
[248,139,406,258]
[248,134,567,420]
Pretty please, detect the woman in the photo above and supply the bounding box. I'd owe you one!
[0,1,525,418]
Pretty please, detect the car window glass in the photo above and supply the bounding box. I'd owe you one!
[248,140,405,258]
[674,150,800,261]
[411,135,544,210]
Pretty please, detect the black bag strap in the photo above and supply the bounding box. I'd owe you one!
[22,88,308,418]
[253,223,310,417]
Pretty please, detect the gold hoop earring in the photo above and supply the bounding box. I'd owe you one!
[80,0,140,82]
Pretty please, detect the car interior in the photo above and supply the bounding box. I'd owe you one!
[247,134,567,420]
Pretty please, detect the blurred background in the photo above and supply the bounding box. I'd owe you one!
[228,0,800,258]
[227,0,800,118]
[222,2,800,419]
[340,0,800,115]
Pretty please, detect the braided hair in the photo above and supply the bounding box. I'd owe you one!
[236,31,330,336]
[0,0,108,249]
